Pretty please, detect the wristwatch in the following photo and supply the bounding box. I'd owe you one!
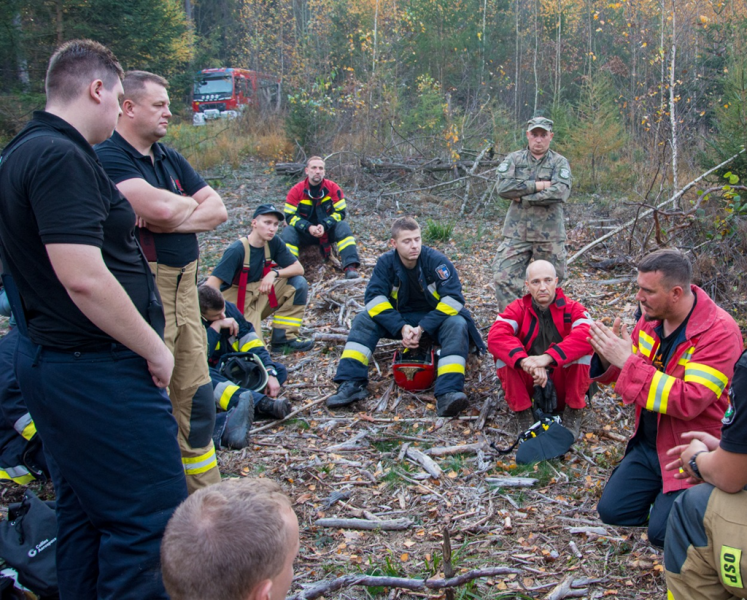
[267,367,278,377]
[689,450,708,480]
[271,267,281,277]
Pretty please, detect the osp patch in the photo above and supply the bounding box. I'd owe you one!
[436,264,451,280]
[498,162,509,173]
[559,168,571,179]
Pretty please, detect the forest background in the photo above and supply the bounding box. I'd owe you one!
[3,0,747,305]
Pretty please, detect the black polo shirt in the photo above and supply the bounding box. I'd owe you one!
[95,131,208,268]
[211,236,297,291]
[0,111,151,350]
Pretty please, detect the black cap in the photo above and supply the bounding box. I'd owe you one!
[252,203,285,221]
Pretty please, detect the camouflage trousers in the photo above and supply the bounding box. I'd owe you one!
[492,238,566,311]
[666,483,747,600]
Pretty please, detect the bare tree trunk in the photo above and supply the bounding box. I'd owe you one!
[553,0,562,109]
[184,0,192,22]
[12,13,29,90]
[533,0,539,114]
[480,0,488,90]
[514,0,521,121]
[669,0,679,199]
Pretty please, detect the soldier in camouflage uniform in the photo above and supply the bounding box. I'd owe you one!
[493,117,572,311]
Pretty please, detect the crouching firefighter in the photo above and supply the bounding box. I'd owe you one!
[327,216,486,417]
[199,285,292,449]
[206,204,314,353]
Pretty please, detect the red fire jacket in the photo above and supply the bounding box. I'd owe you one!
[593,285,743,493]
[488,288,594,370]
[284,178,347,232]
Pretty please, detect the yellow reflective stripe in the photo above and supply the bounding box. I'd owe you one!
[331,212,342,222]
[632,344,638,354]
[391,285,399,300]
[0,468,35,485]
[342,350,370,366]
[220,384,241,411]
[183,447,218,475]
[336,236,356,251]
[646,371,675,414]
[272,315,303,327]
[638,330,655,358]
[436,301,459,316]
[333,198,347,210]
[240,339,265,353]
[21,422,37,441]
[721,545,743,588]
[678,346,695,366]
[289,216,301,227]
[285,242,299,256]
[322,195,331,202]
[368,302,393,317]
[284,203,298,214]
[667,591,675,600]
[427,282,440,300]
[300,199,313,205]
[685,362,729,397]
[437,355,466,377]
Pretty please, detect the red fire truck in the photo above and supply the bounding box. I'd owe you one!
[192,68,280,125]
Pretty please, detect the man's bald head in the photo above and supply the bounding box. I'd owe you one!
[525,261,558,309]
[526,260,556,281]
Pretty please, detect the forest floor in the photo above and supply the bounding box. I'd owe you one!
[3,155,721,599]
[195,158,669,600]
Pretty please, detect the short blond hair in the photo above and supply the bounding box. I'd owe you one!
[161,478,294,600]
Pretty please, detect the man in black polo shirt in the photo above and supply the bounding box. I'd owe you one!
[0,40,187,599]
[97,71,228,492]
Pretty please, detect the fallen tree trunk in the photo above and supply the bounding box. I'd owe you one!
[313,517,412,530]
[286,566,522,600]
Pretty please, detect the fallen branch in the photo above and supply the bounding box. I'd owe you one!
[313,517,413,530]
[568,148,746,265]
[405,447,442,478]
[544,575,588,600]
[286,566,522,600]
[313,333,348,343]
[324,431,369,452]
[485,476,538,488]
[426,441,487,457]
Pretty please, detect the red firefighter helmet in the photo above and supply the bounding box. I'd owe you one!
[392,348,436,391]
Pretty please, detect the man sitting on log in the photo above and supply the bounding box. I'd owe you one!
[589,249,743,548]
[280,156,361,279]
[205,204,314,353]
[326,216,485,417]
[487,260,593,439]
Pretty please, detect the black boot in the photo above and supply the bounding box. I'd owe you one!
[255,395,292,419]
[221,392,254,449]
[435,391,468,417]
[271,328,314,353]
[327,381,369,408]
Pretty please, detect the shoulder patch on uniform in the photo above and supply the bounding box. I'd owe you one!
[559,168,570,179]
[723,393,736,426]
[436,264,451,280]
[498,162,509,173]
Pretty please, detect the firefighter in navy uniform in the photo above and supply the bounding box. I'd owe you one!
[96,70,227,492]
[327,216,485,417]
[198,285,291,449]
[0,41,187,599]
[206,204,314,353]
[664,349,747,600]
[281,156,361,279]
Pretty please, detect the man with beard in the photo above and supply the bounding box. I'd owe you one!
[281,156,361,279]
[589,249,742,547]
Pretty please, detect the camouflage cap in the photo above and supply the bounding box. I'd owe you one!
[526,117,554,132]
